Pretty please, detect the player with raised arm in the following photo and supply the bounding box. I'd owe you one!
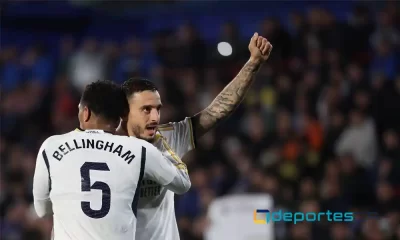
[117,33,272,240]
[32,80,190,240]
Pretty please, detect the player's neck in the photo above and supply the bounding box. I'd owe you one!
[115,126,127,136]
[116,120,128,136]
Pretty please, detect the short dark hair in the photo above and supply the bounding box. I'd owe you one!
[80,80,129,124]
[121,78,158,98]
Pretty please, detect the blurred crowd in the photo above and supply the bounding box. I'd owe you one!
[2,2,400,240]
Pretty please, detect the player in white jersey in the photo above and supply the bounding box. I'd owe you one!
[117,33,273,240]
[33,80,191,240]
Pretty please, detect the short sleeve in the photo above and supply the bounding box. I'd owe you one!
[158,117,195,158]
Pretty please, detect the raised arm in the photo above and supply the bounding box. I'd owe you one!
[143,143,191,194]
[191,33,273,140]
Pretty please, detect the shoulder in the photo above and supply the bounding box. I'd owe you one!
[40,134,63,147]
[158,123,175,132]
[126,136,156,150]
[130,137,162,157]
[38,134,64,153]
[158,117,193,133]
[41,130,83,148]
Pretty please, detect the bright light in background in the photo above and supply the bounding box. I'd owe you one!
[217,42,232,56]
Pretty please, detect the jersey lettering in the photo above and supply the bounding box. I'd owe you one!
[53,139,135,164]
[80,162,111,219]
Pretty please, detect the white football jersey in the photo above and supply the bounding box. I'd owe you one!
[32,129,191,240]
[136,117,195,240]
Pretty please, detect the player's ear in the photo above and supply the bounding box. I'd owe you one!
[83,106,91,122]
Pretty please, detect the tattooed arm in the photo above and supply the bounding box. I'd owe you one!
[191,59,262,140]
[190,33,272,141]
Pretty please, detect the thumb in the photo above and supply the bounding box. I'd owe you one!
[251,32,259,44]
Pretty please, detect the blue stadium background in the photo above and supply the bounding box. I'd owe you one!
[1,0,400,239]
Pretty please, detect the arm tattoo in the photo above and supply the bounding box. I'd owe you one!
[192,59,262,139]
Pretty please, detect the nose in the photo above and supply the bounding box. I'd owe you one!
[150,109,159,122]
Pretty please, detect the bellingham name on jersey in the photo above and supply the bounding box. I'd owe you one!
[52,138,135,164]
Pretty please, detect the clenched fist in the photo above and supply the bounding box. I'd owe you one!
[248,32,272,63]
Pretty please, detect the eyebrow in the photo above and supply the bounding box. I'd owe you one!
[142,104,163,109]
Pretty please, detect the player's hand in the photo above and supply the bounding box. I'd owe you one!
[248,32,273,63]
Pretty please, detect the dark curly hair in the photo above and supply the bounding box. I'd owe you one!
[80,80,129,124]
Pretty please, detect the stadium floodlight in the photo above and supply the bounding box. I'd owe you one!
[217,42,233,56]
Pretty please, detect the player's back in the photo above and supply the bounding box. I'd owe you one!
[44,130,146,240]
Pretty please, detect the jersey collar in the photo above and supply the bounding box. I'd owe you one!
[153,131,164,142]
[75,127,113,135]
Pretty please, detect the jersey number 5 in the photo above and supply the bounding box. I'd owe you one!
[80,162,111,219]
